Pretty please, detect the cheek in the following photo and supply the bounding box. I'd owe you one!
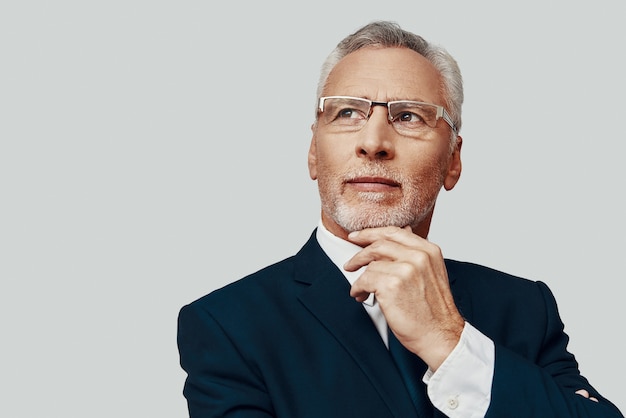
[423,144,453,179]
[315,141,352,174]
[315,160,342,189]
[406,154,448,188]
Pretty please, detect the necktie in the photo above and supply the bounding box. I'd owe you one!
[387,327,433,417]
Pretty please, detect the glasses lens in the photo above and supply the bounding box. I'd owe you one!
[389,101,440,131]
[320,97,371,128]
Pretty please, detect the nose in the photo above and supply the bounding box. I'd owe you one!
[355,106,395,160]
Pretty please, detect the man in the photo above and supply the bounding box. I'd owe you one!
[177,21,623,417]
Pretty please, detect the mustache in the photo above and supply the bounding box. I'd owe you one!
[343,163,405,184]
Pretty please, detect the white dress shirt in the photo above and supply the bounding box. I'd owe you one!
[315,221,494,417]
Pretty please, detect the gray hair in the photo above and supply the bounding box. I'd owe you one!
[316,21,464,139]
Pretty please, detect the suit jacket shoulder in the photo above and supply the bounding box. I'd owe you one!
[178,233,624,417]
[178,231,423,417]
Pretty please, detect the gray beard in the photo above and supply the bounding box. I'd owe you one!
[324,190,437,233]
[317,161,444,233]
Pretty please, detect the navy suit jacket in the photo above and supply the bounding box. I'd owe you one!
[178,231,623,417]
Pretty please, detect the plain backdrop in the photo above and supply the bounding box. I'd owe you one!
[1,1,624,416]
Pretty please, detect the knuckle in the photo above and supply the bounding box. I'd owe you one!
[384,275,403,292]
[398,261,416,277]
[424,241,443,257]
[409,249,429,265]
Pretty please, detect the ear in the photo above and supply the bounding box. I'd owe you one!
[308,125,318,180]
[443,135,462,191]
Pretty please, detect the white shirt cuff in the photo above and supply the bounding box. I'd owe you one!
[423,322,494,417]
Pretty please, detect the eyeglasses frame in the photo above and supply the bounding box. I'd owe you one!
[317,95,458,134]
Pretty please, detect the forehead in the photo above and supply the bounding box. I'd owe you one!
[323,46,444,105]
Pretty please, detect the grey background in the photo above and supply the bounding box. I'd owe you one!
[1,1,624,416]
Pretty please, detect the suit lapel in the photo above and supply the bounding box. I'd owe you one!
[294,233,424,417]
[445,259,472,322]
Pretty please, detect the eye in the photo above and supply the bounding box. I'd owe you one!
[319,97,371,127]
[396,111,425,124]
[337,107,363,119]
[390,102,439,129]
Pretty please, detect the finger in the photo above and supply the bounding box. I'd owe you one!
[344,239,407,272]
[351,288,371,303]
[575,389,599,402]
[347,226,419,247]
[348,260,389,300]
[349,261,414,303]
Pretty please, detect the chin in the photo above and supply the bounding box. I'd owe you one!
[332,207,419,233]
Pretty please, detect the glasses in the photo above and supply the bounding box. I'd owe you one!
[317,96,458,137]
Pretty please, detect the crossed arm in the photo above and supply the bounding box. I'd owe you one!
[345,226,622,417]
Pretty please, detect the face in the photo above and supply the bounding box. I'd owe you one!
[308,46,462,240]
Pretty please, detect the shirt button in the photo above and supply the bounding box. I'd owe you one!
[447,396,459,410]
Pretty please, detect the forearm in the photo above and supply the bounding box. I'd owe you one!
[486,346,623,417]
[424,323,493,417]
[425,322,623,418]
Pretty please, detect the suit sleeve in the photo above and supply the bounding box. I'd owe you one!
[177,302,275,417]
[485,281,623,417]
